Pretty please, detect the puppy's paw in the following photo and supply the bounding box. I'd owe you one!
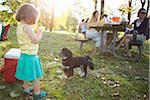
[80,71,87,77]
[64,75,68,79]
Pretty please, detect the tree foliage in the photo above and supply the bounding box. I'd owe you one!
[53,9,78,32]
[73,0,91,21]
[0,0,32,24]
[0,0,19,24]
[38,9,52,30]
[65,9,78,32]
[0,0,89,32]
[53,11,68,31]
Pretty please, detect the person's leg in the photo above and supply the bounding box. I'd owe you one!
[33,79,40,95]
[124,39,131,57]
[95,37,101,48]
[23,81,31,92]
[92,47,100,55]
[82,32,86,38]
[105,33,113,48]
[86,31,101,55]
[103,31,108,45]
[92,36,101,55]
[116,35,127,49]
[33,79,47,99]
[117,34,132,49]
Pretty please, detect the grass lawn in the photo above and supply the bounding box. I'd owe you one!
[0,27,149,100]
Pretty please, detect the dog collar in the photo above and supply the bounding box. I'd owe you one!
[62,59,68,63]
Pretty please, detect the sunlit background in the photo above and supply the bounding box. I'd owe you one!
[0,0,149,32]
[37,0,148,20]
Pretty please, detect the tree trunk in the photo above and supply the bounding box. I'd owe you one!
[100,0,104,20]
[140,0,145,8]
[146,0,149,14]
[50,4,54,32]
[128,0,132,24]
[94,0,97,10]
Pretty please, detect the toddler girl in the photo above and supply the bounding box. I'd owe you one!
[15,3,47,100]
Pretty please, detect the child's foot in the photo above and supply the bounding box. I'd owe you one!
[34,91,47,100]
[23,90,32,96]
[22,87,33,100]
[22,91,33,100]
[22,87,33,95]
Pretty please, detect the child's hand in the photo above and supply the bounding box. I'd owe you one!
[37,28,43,34]
[34,25,43,34]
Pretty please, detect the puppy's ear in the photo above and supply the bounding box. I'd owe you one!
[62,48,72,58]
[67,49,72,58]
[58,49,62,55]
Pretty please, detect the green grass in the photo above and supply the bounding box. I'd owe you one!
[0,27,149,100]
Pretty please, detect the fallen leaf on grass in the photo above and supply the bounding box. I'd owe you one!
[121,74,127,77]
[102,79,120,88]
[115,66,119,68]
[101,77,106,80]
[0,85,5,90]
[128,66,132,69]
[142,77,148,81]
[57,75,66,80]
[9,90,21,98]
[143,94,147,98]
[111,83,120,88]
[96,75,100,78]
[135,76,140,80]
[110,92,120,97]
[56,69,63,75]
[102,80,107,85]
[137,95,141,98]
[54,58,59,61]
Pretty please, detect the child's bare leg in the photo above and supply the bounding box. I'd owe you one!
[23,81,30,92]
[105,35,113,48]
[117,36,127,49]
[33,79,40,94]
[125,39,131,57]
[117,34,132,49]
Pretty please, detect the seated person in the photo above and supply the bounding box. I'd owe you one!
[101,14,113,48]
[116,8,149,57]
[78,19,85,33]
[81,18,89,38]
[86,11,101,55]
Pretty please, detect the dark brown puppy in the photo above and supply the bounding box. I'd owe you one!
[59,48,94,77]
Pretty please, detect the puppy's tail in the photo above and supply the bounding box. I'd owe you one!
[86,56,94,70]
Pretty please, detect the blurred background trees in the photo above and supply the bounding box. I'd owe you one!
[0,0,32,24]
[0,0,149,32]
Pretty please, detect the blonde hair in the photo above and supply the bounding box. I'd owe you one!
[16,3,39,25]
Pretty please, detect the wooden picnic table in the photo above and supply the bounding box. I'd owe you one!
[91,24,126,59]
